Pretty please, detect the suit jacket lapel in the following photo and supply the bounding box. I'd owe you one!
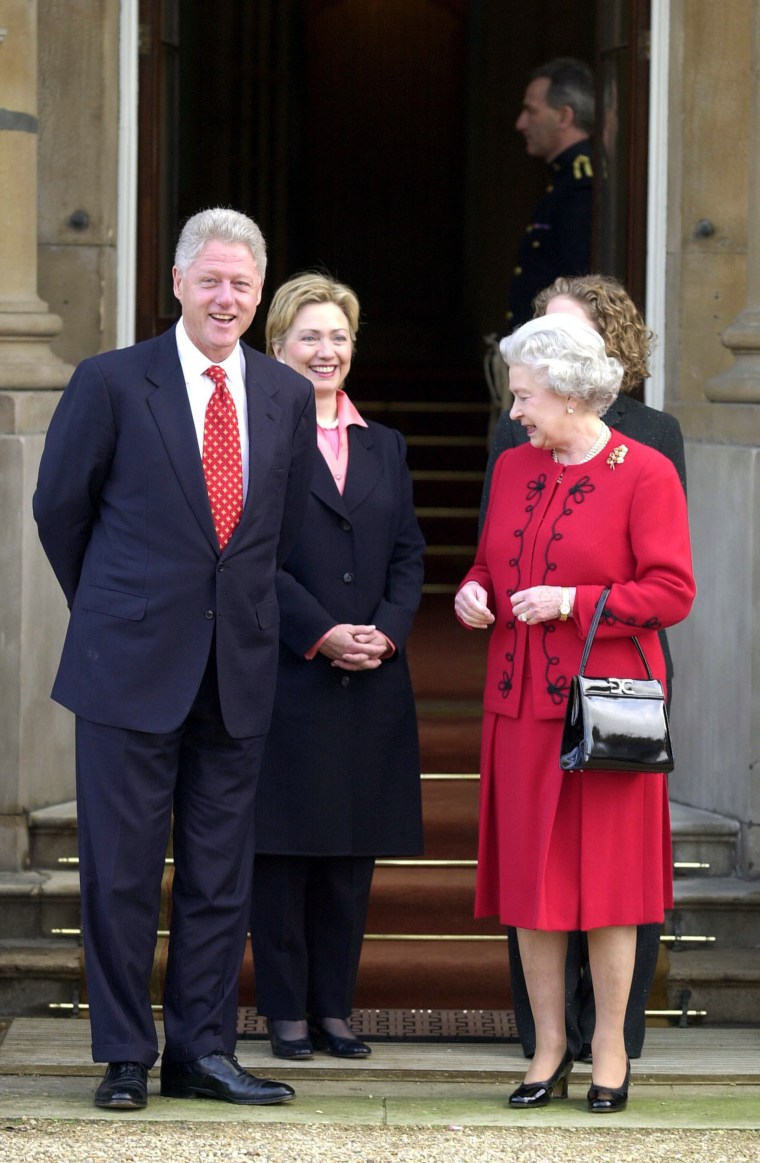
[310,452,350,519]
[146,328,219,550]
[233,345,280,538]
[341,425,380,513]
[309,425,378,517]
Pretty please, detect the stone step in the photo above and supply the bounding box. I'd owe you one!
[28,801,77,870]
[669,803,740,878]
[0,871,81,940]
[28,799,743,878]
[665,946,760,1024]
[357,399,491,438]
[367,864,499,934]
[411,470,485,509]
[668,877,760,947]
[0,940,80,1015]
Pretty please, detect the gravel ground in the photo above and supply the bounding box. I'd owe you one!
[1,1123,759,1163]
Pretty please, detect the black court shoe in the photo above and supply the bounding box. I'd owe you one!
[508,1047,573,1108]
[308,1020,371,1058]
[267,1019,314,1060]
[587,1057,631,1113]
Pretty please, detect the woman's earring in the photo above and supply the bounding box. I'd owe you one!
[567,404,574,414]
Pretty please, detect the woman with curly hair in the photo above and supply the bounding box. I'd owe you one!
[479,275,688,1079]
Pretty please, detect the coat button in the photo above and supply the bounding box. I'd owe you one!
[340,675,350,687]
[217,564,225,572]
[340,519,352,531]
[204,609,215,620]
[342,572,354,584]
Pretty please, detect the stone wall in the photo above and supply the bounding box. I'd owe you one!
[38,0,119,365]
[667,0,760,875]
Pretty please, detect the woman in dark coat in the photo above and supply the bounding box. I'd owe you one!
[250,273,425,1060]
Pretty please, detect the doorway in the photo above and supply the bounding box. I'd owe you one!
[136,0,604,388]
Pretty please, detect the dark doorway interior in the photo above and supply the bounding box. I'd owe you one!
[140,0,597,390]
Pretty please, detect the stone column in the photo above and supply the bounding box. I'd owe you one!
[0,0,75,870]
[705,2,760,401]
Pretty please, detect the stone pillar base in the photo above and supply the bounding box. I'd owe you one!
[0,304,73,389]
[706,309,760,402]
[0,421,75,873]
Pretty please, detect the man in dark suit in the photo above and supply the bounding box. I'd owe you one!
[507,58,595,328]
[33,208,315,1110]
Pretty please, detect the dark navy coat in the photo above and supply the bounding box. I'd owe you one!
[254,421,426,856]
[33,326,316,738]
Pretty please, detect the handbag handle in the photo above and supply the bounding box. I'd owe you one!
[578,588,654,680]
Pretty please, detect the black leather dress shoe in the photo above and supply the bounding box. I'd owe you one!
[267,1019,314,1060]
[94,1062,148,1110]
[309,1021,371,1058]
[159,1051,295,1105]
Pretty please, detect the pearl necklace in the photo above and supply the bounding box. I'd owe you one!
[552,422,610,466]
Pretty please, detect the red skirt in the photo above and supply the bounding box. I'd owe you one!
[474,675,673,931]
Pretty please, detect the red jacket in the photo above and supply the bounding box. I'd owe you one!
[460,430,696,719]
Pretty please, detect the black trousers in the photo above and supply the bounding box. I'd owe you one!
[507,923,662,1059]
[75,651,266,1067]
[250,854,375,1020]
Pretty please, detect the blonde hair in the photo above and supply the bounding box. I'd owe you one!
[533,274,653,392]
[265,272,360,357]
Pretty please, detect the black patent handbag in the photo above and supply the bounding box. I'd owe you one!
[559,588,675,774]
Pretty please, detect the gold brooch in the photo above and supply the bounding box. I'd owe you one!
[607,444,628,470]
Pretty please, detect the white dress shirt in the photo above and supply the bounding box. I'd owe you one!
[175,316,250,499]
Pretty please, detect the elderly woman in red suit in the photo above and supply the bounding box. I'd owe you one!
[250,273,425,1061]
[456,314,695,1113]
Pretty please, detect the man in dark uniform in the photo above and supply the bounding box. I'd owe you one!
[507,58,594,327]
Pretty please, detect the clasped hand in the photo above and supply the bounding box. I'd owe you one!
[455,583,565,628]
[319,624,389,670]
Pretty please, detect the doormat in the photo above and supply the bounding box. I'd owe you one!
[237,1007,519,1042]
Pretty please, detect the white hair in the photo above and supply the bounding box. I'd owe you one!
[500,313,623,414]
[174,208,267,279]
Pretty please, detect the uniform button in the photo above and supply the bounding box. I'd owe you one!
[546,184,554,192]
[342,571,354,584]
[532,240,541,248]
[340,519,352,531]
[204,609,215,620]
[513,266,522,275]
[340,675,350,687]
[506,311,514,321]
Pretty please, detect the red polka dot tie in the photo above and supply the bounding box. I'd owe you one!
[202,365,243,550]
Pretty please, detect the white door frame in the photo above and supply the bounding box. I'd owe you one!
[116,0,139,350]
[645,0,670,410]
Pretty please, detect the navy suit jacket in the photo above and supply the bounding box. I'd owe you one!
[33,326,316,738]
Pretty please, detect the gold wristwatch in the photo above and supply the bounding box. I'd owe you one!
[559,588,571,621]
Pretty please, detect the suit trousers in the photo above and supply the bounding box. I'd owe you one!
[75,648,266,1067]
[250,854,375,1020]
[507,923,662,1059]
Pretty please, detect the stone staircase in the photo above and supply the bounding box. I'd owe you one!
[2,794,757,1024]
[1,391,758,1028]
